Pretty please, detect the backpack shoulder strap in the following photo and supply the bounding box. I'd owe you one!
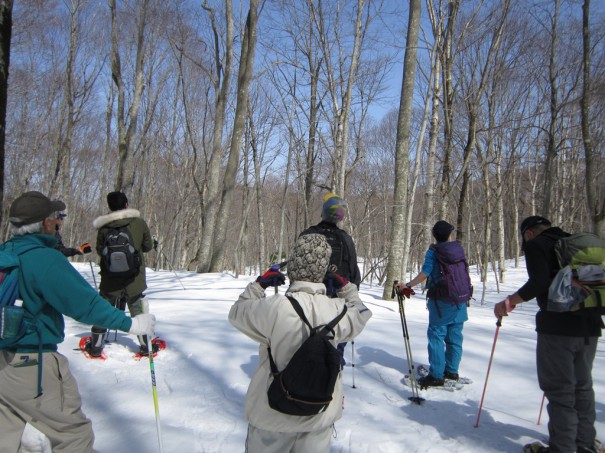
[286,295,313,331]
[286,295,347,337]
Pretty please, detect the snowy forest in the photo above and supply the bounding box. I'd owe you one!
[0,0,603,299]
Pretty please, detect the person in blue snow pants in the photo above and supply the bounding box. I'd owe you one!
[396,220,469,388]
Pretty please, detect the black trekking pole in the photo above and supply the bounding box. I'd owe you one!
[351,340,357,389]
[159,248,186,291]
[88,258,98,290]
[393,281,424,405]
[269,261,288,295]
[112,293,128,342]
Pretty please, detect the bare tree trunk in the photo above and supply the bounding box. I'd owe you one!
[333,0,365,195]
[581,0,605,236]
[383,0,421,300]
[542,0,560,219]
[210,0,259,272]
[438,0,459,218]
[234,127,252,277]
[196,0,234,273]
[50,0,79,200]
[249,103,266,270]
[111,0,149,193]
[304,27,320,226]
[423,1,445,250]
[278,105,296,261]
[454,0,510,244]
[402,64,433,280]
[0,0,12,222]
[312,0,368,196]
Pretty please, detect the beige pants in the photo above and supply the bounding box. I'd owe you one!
[245,424,332,453]
[0,351,95,453]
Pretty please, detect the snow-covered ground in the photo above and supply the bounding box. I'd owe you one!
[19,260,604,453]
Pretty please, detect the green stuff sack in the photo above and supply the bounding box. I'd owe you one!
[548,232,605,315]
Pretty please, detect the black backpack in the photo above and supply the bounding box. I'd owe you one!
[100,225,142,278]
[267,295,347,416]
[301,224,353,295]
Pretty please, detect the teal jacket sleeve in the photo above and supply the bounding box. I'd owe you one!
[27,249,132,332]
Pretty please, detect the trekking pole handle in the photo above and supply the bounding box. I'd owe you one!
[391,280,399,299]
[270,261,288,271]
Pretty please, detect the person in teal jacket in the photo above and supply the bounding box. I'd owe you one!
[396,220,469,389]
[0,191,155,453]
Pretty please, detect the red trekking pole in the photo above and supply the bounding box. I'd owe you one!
[537,393,546,425]
[475,318,502,428]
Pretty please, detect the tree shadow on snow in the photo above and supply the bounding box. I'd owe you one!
[399,397,547,453]
[355,345,407,372]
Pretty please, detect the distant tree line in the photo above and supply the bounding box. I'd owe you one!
[0,0,602,301]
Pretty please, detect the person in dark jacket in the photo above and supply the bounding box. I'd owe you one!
[299,193,361,290]
[495,216,602,453]
[0,191,155,452]
[54,212,91,258]
[299,193,361,365]
[88,191,154,357]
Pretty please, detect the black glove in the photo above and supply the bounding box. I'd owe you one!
[79,243,92,254]
[325,271,348,292]
[256,269,286,289]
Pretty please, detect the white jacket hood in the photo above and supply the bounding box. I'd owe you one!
[93,208,141,230]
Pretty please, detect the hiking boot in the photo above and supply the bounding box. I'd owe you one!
[444,371,459,381]
[88,332,106,357]
[577,445,598,453]
[522,441,549,452]
[417,374,444,389]
[138,342,160,357]
[85,342,104,358]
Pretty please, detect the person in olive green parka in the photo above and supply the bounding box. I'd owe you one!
[88,191,154,357]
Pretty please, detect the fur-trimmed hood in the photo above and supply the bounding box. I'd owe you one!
[93,208,141,230]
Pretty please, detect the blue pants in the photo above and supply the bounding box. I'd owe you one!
[426,299,467,379]
[427,321,464,379]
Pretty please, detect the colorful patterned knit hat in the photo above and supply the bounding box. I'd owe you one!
[287,234,332,283]
[321,193,348,223]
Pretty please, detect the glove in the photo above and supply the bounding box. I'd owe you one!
[401,283,415,299]
[78,243,92,254]
[256,269,286,289]
[325,271,348,291]
[128,313,156,336]
[153,236,159,251]
[395,282,415,299]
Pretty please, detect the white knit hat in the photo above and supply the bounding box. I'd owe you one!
[287,234,332,283]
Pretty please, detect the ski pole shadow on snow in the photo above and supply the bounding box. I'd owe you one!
[355,345,547,452]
